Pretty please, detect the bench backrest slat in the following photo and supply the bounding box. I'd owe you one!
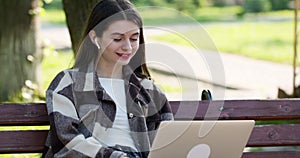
[242,151,300,158]
[0,130,48,153]
[170,100,300,120]
[1,99,300,125]
[0,103,48,126]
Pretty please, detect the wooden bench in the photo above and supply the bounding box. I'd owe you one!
[1,99,300,157]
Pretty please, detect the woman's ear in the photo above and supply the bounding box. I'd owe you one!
[89,30,100,49]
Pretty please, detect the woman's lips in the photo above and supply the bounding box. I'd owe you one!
[116,53,131,59]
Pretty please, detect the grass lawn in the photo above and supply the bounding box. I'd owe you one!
[41,0,66,25]
[205,21,295,64]
[149,20,296,65]
[0,154,42,158]
[135,7,297,65]
[40,49,74,94]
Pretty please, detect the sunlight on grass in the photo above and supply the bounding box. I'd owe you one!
[206,21,295,64]
[41,49,74,94]
[0,153,42,158]
[40,9,66,25]
[0,126,49,131]
[157,84,183,93]
[150,21,296,64]
[40,0,66,25]
[140,7,196,25]
[195,6,243,22]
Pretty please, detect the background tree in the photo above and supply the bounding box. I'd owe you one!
[62,0,101,55]
[0,0,42,102]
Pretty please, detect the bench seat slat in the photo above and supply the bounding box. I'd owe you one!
[1,125,299,153]
[170,100,300,120]
[0,130,48,153]
[242,151,300,158]
[0,103,49,126]
[248,124,300,147]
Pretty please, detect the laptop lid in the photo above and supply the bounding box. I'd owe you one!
[148,120,255,158]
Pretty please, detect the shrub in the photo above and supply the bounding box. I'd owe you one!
[243,0,271,13]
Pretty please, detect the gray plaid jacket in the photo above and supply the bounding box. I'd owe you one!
[42,66,174,158]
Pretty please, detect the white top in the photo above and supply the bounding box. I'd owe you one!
[97,78,137,151]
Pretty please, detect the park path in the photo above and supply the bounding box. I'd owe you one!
[41,24,294,100]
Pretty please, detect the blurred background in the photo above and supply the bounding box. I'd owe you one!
[0,0,298,102]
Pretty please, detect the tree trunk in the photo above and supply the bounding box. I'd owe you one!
[62,0,101,55]
[0,0,41,102]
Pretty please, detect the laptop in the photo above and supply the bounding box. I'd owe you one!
[148,120,255,158]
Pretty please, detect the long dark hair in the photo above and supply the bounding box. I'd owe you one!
[74,0,151,79]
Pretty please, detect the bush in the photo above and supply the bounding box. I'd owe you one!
[243,0,271,13]
[269,0,292,10]
[212,0,227,7]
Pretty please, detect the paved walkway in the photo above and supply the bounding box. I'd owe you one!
[41,24,294,100]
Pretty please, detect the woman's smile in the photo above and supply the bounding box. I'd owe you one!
[116,52,132,60]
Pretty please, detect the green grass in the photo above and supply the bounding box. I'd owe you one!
[0,153,42,158]
[207,21,295,64]
[40,49,74,94]
[139,6,244,25]
[139,7,195,25]
[194,6,243,22]
[40,9,66,25]
[40,0,66,25]
[138,7,298,65]
[150,21,297,64]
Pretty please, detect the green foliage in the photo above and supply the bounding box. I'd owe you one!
[243,0,271,13]
[131,0,168,6]
[173,0,198,13]
[43,0,62,10]
[269,0,292,10]
[211,0,227,7]
[198,0,211,7]
[7,80,45,103]
[192,0,200,7]
[195,6,242,22]
[133,0,199,14]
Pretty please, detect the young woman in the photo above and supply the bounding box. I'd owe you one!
[42,0,174,157]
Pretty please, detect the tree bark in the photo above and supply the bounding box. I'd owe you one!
[0,0,41,102]
[62,0,101,55]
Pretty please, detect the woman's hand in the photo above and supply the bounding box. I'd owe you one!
[119,153,128,158]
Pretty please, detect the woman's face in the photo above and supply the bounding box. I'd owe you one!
[96,20,140,67]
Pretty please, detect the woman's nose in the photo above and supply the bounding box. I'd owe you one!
[121,39,132,51]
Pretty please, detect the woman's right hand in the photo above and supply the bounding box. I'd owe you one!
[119,153,128,158]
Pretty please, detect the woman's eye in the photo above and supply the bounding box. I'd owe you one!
[130,38,138,41]
[113,38,122,42]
